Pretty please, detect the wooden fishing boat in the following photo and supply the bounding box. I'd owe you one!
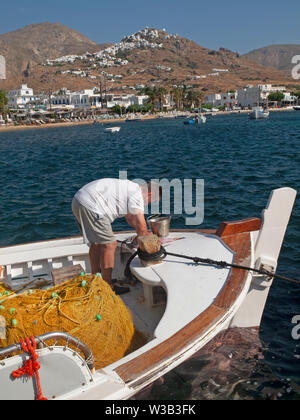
[0,187,296,400]
[249,107,270,120]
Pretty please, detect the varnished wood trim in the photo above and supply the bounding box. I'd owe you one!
[216,218,261,238]
[214,233,251,310]
[115,231,251,384]
[170,228,217,234]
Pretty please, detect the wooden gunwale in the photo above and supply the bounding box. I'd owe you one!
[0,223,257,385]
[115,221,255,385]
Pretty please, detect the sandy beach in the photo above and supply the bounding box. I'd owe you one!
[0,115,160,133]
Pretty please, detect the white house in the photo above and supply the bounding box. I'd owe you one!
[7,84,38,109]
[106,94,149,108]
[51,88,73,108]
[237,84,287,108]
[205,92,237,108]
[205,93,221,106]
[219,92,238,108]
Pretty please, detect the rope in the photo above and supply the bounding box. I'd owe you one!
[125,246,300,285]
[11,336,47,401]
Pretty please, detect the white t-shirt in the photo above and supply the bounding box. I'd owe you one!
[74,178,145,223]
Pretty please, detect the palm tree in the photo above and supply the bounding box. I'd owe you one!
[142,86,157,109]
[194,91,205,109]
[156,87,168,111]
[170,87,184,110]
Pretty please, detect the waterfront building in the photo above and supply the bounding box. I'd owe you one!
[219,92,238,109]
[237,84,287,108]
[7,84,38,109]
[205,93,221,106]
[106,94,148,108]
[205,92,238,108]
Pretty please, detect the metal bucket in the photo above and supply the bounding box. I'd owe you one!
[147,215,171,238]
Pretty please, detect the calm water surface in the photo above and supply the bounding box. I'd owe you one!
[0,111,299,399]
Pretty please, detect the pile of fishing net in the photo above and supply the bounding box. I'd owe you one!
[0,275,137,369]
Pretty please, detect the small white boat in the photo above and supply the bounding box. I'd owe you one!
[0,187,296,400]
[249,107,270,120]
[293,106,300,111]
[196,114,207,124]
[105,127,121,133]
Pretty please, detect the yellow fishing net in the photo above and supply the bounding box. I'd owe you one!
[0,275,138,369]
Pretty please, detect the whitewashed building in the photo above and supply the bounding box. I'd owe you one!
[106,94,149,108]
[51,89,73,108]
[237,85,287,108]
[205,92,237,108]
[7,84,38,109]
[205,93,221,106]
[219,92,238,108]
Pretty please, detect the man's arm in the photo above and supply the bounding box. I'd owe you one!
[125,213,149,236]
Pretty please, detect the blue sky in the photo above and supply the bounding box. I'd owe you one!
[1,0,300,53]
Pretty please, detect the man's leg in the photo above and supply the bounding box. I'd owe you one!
[89,243,102,274]
[89,241,117,286]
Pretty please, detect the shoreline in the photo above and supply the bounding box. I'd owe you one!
[0,108,295,133]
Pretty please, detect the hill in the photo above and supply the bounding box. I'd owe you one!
[243,44,300,72]
[0,22,103,87]
[0,25,294,94]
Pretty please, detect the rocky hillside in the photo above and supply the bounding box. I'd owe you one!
[243,44,300,72]
[0,22,104,86]
[0,25,294,94]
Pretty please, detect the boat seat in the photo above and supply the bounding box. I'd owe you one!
[0,346,93,400]
[130,233,235,339]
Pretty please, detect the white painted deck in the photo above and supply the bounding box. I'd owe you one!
[130,233,235,339]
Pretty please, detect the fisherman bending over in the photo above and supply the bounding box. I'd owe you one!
[72,178,161,294]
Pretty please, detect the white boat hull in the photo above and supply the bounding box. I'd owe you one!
[0,188,296,400]
[249,108,270,119]
[105,127,121,132]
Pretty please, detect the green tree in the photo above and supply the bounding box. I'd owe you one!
[156,87,168,111]
[292,90,300,104]
[0,90,8,116]
[268,91,285,103]
[170,87,184,109]
[184,89,204,109]
[141,87,157,109]
[110,104,126,115]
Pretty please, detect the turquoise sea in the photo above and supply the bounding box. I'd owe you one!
[0,111,299,399]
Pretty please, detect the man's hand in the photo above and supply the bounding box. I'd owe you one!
[125,213,150,236]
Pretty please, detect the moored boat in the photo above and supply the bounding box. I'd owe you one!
[105,127,121,133]
[184,114,206,125]
[0,187,296,400]
[249,107,270,120]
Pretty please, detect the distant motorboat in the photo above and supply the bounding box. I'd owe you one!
[293,106,300,111]
[105,127,121,133]
[184,114,206,125]
[249,107,270,120]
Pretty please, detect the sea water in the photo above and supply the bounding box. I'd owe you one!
[0,111,299,399]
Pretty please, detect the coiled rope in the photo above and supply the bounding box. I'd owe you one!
[11,336,47,400]
[125,246,300,285]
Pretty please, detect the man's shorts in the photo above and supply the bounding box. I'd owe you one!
[72,197,115,245]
